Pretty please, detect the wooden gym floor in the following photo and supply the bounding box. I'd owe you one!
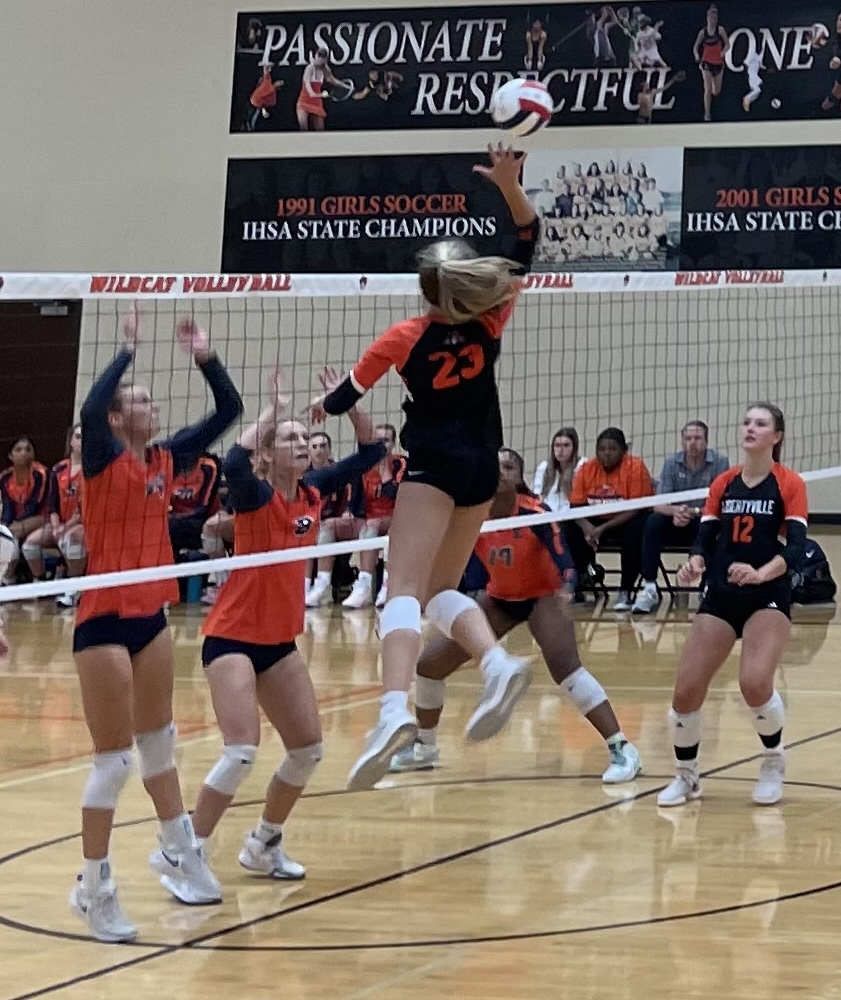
[2,536,841,1000]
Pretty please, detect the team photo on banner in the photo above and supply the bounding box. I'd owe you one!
[231,3,841,131]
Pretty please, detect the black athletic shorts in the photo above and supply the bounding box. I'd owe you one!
[202,636,297,674]
[700,61,723,76]
[697,585,791,639]
[73,610,168,656]
[404,446,498,507]
[488,596,538,623]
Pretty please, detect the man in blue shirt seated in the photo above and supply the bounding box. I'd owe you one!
[632,421,729,614]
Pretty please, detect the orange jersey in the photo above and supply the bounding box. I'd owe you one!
[0,463,49,523]
[204,441,385,644]
[49,459,82,523]
[473,494,570,601]
[354,455,407,518]
[78,447,180,624]
[698,464,808,589]
[250,69,278,109]
[569,454,653,509]
[169,455,219,517]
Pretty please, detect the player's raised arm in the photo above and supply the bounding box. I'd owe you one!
[164,319,244,475]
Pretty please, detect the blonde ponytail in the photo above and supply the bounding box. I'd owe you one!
[418,239,520,323]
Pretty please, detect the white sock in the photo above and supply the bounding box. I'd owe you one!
[606,731,627,749]
[254,820,283,844]
[160,813,196,850]
[358,571,372,585]
[417,727,438,747]
[82,857,111,890]
[381,690,409,714]
[480,645,507,675]
[643,580,657,591]
[316,570,330,584]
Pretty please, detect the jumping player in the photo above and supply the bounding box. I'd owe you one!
[693,5,729,121]
[313,144,540,791]
[70,308,243,941]
[390,464,642,782]
[658,403,807,809]
[159,368,385,882]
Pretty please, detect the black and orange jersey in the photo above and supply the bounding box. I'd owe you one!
[0,463,49,523]
[350,455,407,518]
[700,29,726,65]
[48,459,82,523]
[472,494,571,601]
[322,218,540,454]
[169,455,220,518]
[77,347,242,624]
[693,464,808,591]
[203,440,384,645]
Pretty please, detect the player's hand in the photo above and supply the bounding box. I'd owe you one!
[318,365,343,395]
[473,143,525,190]
[121,301,141,352]
[672,506,692,528]
[175,318,211,362]
[267,366,291,411]
[727,562,762,586]
[831,57,841,70]
[677,556,704,586]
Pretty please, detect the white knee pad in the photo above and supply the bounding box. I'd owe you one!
[205,743,257,796]
[58,534,86,561]
[359,522,379,540]
[379,596,422,638]
[275,742,323,788]
[82,748,134,809]
[317,521,336,545]
[21,541,41,563]
[415,674,446,711]
[425,590,477,639]
[559,666,607,716]
[136,721,176,780]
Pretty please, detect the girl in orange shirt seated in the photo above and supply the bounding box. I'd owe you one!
[0,436,49,581]
[567,427,654,611]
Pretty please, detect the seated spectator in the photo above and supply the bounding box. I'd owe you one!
[169,452,220,554]
[499,447,529,491]
[0,436,49,582]
[306,430,356,607]
[566,427,654,611]
[22,423,86,605]
[532,427,587,512]
[343,423,406,610]
[632,421,730,613]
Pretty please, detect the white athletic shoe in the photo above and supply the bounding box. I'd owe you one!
[631,584,659,615]
[305,575,332,608]
[238,832,306,880]
[657,767,702,807]
[465,649,532,743]
[612,591,632,612]
[389,741,440,773]
[602,741,642,783]
[55,591,78,608]
[347,707,417,790]
[753,750,785,806]
[151,841,222,905]
[70,876,137,943]
[374,583,388,609]
[342,577,373,609]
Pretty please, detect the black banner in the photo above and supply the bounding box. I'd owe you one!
[231,3,841,132]
[222,154,516,273]
[680,146,841,270]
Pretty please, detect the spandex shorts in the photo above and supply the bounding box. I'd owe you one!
[73,610,168,656]
[405,447,499,507]
[202,636,297,674]
[488,596,538,623]
[700,61,723,76]
[697,585,791,639]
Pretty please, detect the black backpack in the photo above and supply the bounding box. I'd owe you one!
[792,538,837,604]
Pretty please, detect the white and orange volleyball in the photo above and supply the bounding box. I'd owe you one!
[490,79,554,136]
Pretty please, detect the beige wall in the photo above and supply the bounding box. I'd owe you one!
[2,0,837,510]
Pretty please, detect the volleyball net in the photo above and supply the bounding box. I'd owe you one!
[0,268,839,603]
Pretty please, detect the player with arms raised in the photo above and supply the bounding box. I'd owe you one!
[658,403,807,809]
[314,144,540,790]
[70,309,243,941]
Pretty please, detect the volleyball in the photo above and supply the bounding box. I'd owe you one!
[810,22,829,48]
[490,79,554,137]
[0,524,17,580]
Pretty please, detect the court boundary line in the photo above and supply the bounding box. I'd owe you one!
[2,723,841,1000]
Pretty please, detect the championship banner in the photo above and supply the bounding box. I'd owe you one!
[221,154,514,274]
[680,145,841,270]
[231,4,841,132]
